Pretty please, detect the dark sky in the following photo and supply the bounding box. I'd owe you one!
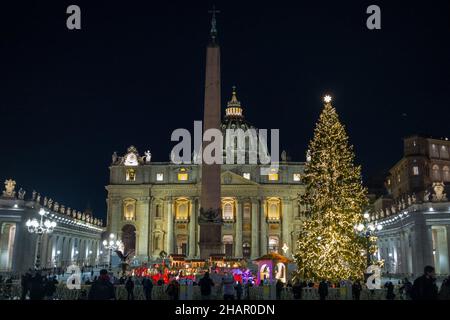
[1,0,450,220]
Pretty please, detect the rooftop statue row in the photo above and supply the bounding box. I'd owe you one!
[373,182,448,220]
[111,146,151,166]
[1,179,103,227]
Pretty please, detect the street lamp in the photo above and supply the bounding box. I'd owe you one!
[102,233,122,271]
[355,212,383,268]
[26,208,57,269]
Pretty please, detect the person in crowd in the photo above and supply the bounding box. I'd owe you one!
[276,279,284,300]
[199,272,215,300]
[399,278,413,300]
[438,275,450,300]
[20,270,32,300]
[88,269,116,300]
[166,279,180,300]
[125,276,135,300]
[352,280,362,300]
[44,275,58,299]
[411,265,438,300]
[29,271,45,300]
[318,279,328,301]
[244,280,252,300]
[235,281,243,300]
[222,272,235,300]
[292,279,303,300]
[142,277,154,300]
[384,281,396,300]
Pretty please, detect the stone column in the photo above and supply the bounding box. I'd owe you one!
[166,198,174,255]
[137,197,150,261]
[189,197,198,258]
[147,196,154,261]
[251,198,260,259]
[282,198,292,257]
[235,199,243,258]
[260,198,268,255]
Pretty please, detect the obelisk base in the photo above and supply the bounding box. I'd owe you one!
[199,220,222,260]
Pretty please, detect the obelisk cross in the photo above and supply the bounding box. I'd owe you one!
[208,5,220,41]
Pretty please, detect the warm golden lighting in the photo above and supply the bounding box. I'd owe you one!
[324,95,332,103]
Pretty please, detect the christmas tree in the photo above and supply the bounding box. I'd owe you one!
[294,95,368,282]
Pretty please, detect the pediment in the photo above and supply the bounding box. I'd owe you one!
[221,170,259,185]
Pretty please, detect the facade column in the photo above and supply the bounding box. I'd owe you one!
[260,198,268,255]
[235,198,243,258]
[166,198,174,255]
[147,196,154,261]
[251,198,260,259]
[189,197,198,258]
[137,197,150,261]
[282,198,292,257]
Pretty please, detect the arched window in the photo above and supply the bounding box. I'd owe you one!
[122,198,136,221]
[267,198,281,220]
[432,165,441,181]
[443,166,450,182]
[175,198,189,220]
[222,198,234,220]
[268,236,279,253]
[431,144,439,158]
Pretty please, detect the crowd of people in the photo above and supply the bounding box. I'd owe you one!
[1,264,449,300]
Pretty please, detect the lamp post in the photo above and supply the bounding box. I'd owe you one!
[26,208,57,269]
[102,233,122,271]
[355,212,383,268]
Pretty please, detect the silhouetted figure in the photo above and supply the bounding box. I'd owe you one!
[411,266,438,300]
[142,277,153,300]
[125,277,135,300]
[318,280,328,301]
[88,269,116,300]
[29,272,45,300]
[199,272,215,300]
[352,280,362,300]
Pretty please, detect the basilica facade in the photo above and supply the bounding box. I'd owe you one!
[106,89,306,263]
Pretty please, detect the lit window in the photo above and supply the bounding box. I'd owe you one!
[123,198,136,221]
[222,199,234,220]
[156,173,164,181]
[443,166,450,182]
[243,172,251,180]
[387,179,391,186]
[175,198,189,220]
[267,198,281,220]
[268,236,279,253]
[413,166,419,176]
[268,169,279,181]
[432,165,440,181]
[177,168,188,181]
[126,169,136,181]
[397,174,401,183]
[293,173,301,181]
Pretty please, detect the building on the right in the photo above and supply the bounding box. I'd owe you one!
[371,135,450,278]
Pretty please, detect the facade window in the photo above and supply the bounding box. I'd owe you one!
[243,172,251,180]
[223,235,233,257]
[222,199,234,220]
[175,198,189,220]
[413,166,419,176]
[155,204,161,218]
[122,198,136,221]
[293,173,301,181]
[441,146,449,159]
[268,169,279,181]
[126,168,136,181]
[267,198,281,220]
[268,236,279,253]
[176,235,188,255]
[431,144,439,158]
[432,165,440,181]
[156,173,164,181]
[397,174,401,183]
[243,204,251,220]
[243,243,251,258]
[177,168,188,181]
[443,166,450,182]
[387,179,391,186]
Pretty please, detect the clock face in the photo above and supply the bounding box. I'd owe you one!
[124,153,138,166]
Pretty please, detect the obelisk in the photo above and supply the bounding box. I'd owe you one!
[199,7,223,259]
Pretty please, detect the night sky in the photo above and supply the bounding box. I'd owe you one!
[1,1,450,220]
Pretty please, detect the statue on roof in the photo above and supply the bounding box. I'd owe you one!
[2,179,16,198]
